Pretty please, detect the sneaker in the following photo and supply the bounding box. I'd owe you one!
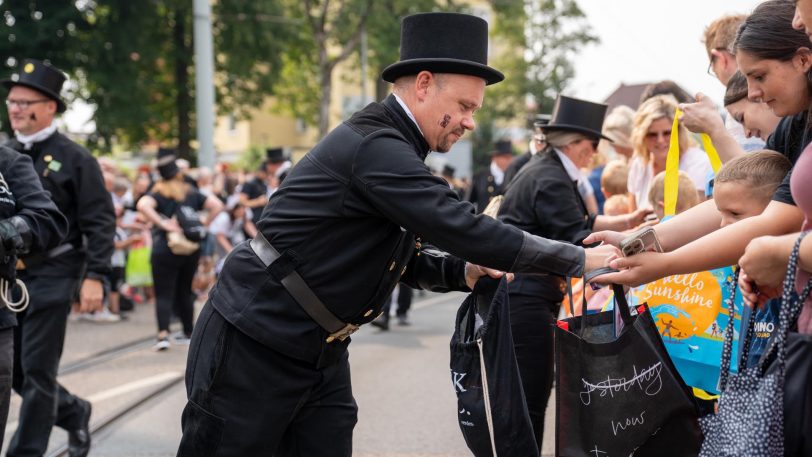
[87,309,122,323]
[172,333,192,346]
[153,338,170,351]
[397,315,411,326]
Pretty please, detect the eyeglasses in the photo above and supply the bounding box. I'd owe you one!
[5,99,50,110]
[707,48,729,76]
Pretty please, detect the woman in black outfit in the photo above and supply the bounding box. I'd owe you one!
[497,96,650,448]
[136,148,222,350]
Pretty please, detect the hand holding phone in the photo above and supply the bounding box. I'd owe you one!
[619,226,663,257]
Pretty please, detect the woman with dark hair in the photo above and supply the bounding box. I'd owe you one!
[136,149,223,350]
[588,0,810,290]
[723,71,781,141]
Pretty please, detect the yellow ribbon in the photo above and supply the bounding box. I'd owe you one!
[663,108,723,217]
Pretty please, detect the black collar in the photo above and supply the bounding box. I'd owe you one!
[381,94,431,160]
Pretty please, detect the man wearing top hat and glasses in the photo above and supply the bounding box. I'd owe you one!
[178,13,617,456]
[3,59,115,457]
[496,95,652,449]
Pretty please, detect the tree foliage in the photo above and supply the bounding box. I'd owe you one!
[471,0,598,167]
[0,0,292,160]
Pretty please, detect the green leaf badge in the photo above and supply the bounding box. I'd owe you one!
[48,160,62,173]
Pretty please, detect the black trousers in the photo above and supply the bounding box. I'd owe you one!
[509,292,558,451]
[9,274,87,457]
[178,304,358,457]
[380,284,413,319]
[0,327,14,452]
[151,249,199,336]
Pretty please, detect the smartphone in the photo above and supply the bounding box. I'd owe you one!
[620,226,663,257]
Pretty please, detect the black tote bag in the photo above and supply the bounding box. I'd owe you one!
[555,284,702,457]
[449,276,538,457]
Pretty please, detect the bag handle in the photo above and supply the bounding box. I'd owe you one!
[663,108,722,217]
[758,230,812,376]
[566,274,631,337]
[718,267,744,391]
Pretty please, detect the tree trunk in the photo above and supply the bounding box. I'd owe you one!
[318,63,333,138]
[174,7,192,161]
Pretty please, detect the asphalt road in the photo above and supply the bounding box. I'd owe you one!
[3,291,555,456]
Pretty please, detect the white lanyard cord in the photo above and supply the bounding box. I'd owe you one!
[0,278,28,312]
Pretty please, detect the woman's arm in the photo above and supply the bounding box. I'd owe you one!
[585,198,723,250]
[202,194,224,227]
[596,200,804,286]
[136,195,180,233]
[215,233,233,254]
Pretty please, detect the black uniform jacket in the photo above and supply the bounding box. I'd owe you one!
[503,151,532,188]
[6,132,115,279]
[498,148,596,303]
[0,146,67,328]
[465,166,503,213]
[211,95,585,365]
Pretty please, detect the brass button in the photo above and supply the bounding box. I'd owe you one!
[389,261,396,271]
[487,186,494,193]
[363,309,373,317]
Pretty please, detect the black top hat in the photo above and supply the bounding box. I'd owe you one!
[540,95,611,141]
[492,140,513,156]
[156,147,180,180]
[381,13,504,86]
[266,147,287,164]
[2,59,67,113]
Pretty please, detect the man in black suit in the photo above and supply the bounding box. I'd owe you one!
[465,139,513,212]
[497,95,651,449]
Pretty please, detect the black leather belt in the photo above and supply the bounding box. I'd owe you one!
[16,243,75,270]
[250,232,359,343]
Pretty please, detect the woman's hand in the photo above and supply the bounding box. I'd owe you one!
[738,235,793,308]
[626,207,655,230]
[464,263,514,290]
[678,93,725,138]
[160,218,182,233]
[588,251,672,287]
[738,269,780,309]
[583,230,625,248]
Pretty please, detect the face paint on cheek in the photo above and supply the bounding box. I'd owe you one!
[439,114,451,128]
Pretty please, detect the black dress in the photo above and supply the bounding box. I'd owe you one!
[497,147,596,448]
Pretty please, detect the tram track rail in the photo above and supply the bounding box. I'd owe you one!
[44,373,185,457]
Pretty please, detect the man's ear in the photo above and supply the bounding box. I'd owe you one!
[414,71,433,101]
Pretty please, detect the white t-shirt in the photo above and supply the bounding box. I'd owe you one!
[627,147,712,209]
[209,210,252,259]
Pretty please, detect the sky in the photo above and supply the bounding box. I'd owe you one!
[567,0,760,106]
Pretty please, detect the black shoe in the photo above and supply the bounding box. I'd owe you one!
[370,315,389,331]
[68,399,92,457]
[397,315,411,326]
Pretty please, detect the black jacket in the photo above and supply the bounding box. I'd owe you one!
[465,166,503,213]
[503,150,532,188]
[6,132,115,279]
[211,95,585,365]
[0,145,67,328]
[498,148,596,302]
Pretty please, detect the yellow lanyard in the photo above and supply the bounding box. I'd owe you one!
[663,108,723,216]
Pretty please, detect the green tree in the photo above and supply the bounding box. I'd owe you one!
[0,1,294,161]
